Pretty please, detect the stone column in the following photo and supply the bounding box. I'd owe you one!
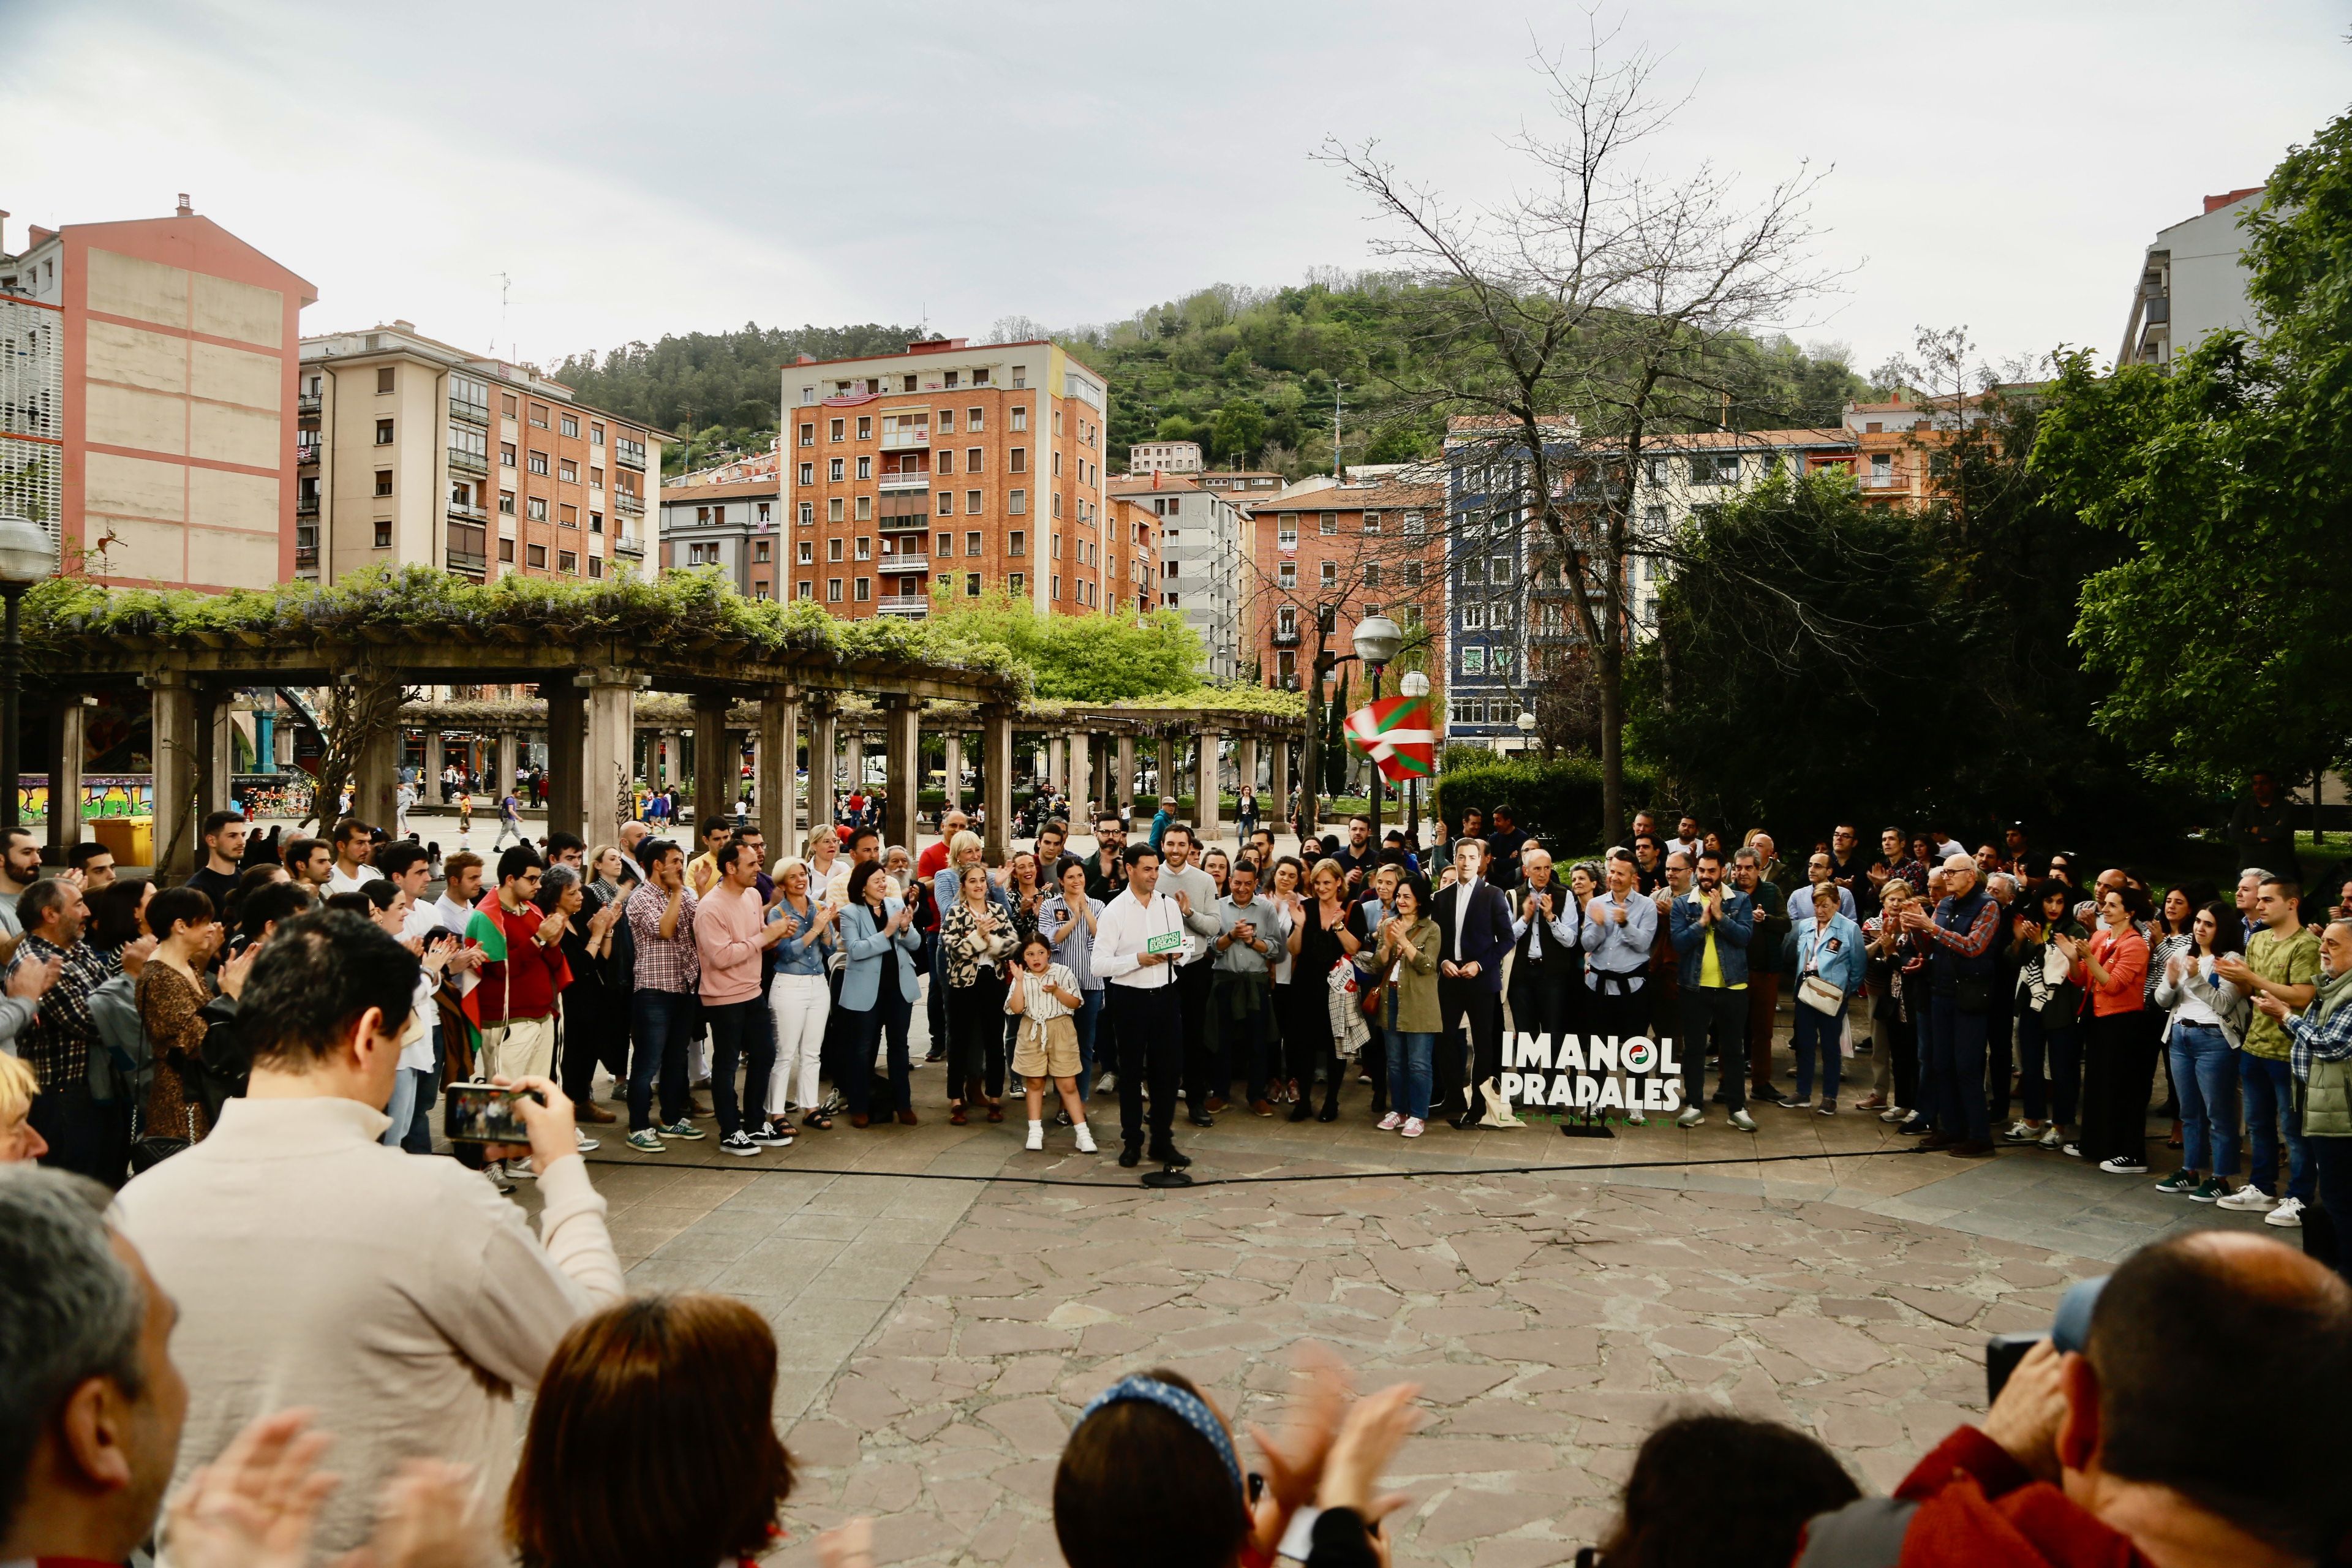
[545,679,587,843]
[583,670,636,848]
[46,701,86,864]
[690,697,730,831]
[759,690,796,848]
[883,696,922,851]
[1156,736,1174,805]
[1047,735,1068,794]
[497,729,520,796]
[981,706,1014,864]
[804,699,837,837]
[151,673,198,878]
[426,729,445,785]
[943,733,965,812]
[1115,734,1136,813]
[1236,734,1261,799]
[195,687,233,824]
[1066,733,1091,818]
[1272,737,1292,835]
[356,709,402,847]
[1196,730,1223,840]
[658,729,679,787]
[844,729,865,794]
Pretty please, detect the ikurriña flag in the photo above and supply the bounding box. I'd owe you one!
[1343,693,1436,782]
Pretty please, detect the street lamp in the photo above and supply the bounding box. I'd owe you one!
[1515,705,1537,754]
[1352,614,1403,845]
[1400,669,1430,844]
[0,516,55,831]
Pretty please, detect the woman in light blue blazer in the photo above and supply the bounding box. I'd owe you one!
[1783,882,1868,1114]
[839,860,924,1126]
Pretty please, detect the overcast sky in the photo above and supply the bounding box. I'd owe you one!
[10,1,2346,381]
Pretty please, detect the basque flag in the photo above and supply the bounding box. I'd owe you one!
[1344,693,1437,782]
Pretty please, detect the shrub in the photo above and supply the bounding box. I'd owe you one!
[1433,755,1661,856]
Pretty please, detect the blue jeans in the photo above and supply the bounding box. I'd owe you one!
[2243,1052,2313,1201]
[629,989,696,1132]
[2168,1023,2238,1177]
[1384,1025,1435,1121]
[1792,997,1844,1104]
[382,1063,418,1149]
[1923,995,1991,1142]
[2016,1009,2082,1125]
[1072,989,1102,1101]
[2308,1135,2352,1284]
[401,1061,437,1154]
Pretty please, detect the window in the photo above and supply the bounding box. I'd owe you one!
[857,416,872,440]
[1011,405,1028,432]
[1319,561,1337,587]
[829,418,845,443]
[797,502,815,525]
[1317,605,1335,633]
[1492,554,1512,583]
[1492,602,1515,628]
[529,404,549,429]
[499,538,515,562]
[937,491,953,516]
[529,450,549,475]
[973,368,990,385]
[938,409,956,434]
[556,459,576,483]
[499,490,515,515]
[848,576,868,601]
[966,490,981,514]
[1362,512,1382,535]
[590,513,603,534]
[936,449,954,476]
[827,499,843,523]
[1009,447,1027,473]
[757,502,771,523]
[798,463,815,486]
[527,544,548,568]
[797,581,812,600]
[967,447,982,472]
[375,418,394,445]
[1277,515,1297,545]
[1166,560,1180,579]
[1463,646,1487,674]
[1054,409,1063,435]
[1008,530,1026,557]
[1009,489,1027,515]
[1689,452,1739,486]
[560,415,578,439]
[1052,575,1061,599]
[826,538,843,562]
[501,393,518,418]
[590,557,604,579]
[559,549,578,574]
[854,536,871,560]
[559,504,578,529]
[1404,562,1423,587]
[944,371,959,390]
[1278,606,1297,635]
[589,466,603,489]
[796,422,816,448]
[1052,451,1063,478]
[374,469,393,497]
[1463,604,1485,630]
[375,366,395,394]
[965,573,981,597]
[1278,561,1297,587]
[527,497,548,521]
[373,519,391,547]
[856,496,872,521]
[857,456,871,479]
[1052,493,1062,519]
[590,422,604,446]
[827,578,843,602]
[1050,534,1061,559]
[797,541,813,564]
[1404,510,1425,536]
[937,532,952,557]
[965,531,982,557]
[1319,512,1338,535]
[967,407,984,431]
[828,458,844,481]
[1363,562,1382,587]
[1011,571,1025,595]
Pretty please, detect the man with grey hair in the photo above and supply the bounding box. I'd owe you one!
[0,1165,184,1566]
[2237,866,2271,948]
[1898,852,2002,1156]
[1984,870,2024,1134]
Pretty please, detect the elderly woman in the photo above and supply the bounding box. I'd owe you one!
[764,856,837,1139]
[798,824,850,906]
[1783,881,1867,1115]
[941,862,1016,1123]
[0,1051,45,1162]
[838,863,923,1127]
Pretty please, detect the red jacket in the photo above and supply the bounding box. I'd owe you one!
[1795,1427,2149,1568]
[472,895,570,1024]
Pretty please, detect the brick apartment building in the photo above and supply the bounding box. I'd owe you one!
[1104,494,1161,617]
[1245,473,1444,691]
[295,322,665,584]
[0,200,314,589]
[780,338,1110,619]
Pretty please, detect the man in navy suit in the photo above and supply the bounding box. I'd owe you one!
[1434,838,1518,1128]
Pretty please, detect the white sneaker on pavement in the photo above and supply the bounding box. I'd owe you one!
[1074,1123,1098,1153]
[1025,1121,1045,1152]
[1728,1109,1758,1133]
[2265,1196,2306,1228]
[2215,1184,2279,1212]
[1676,1107,1704,1128]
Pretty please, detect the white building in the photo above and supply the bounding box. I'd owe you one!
[1108,475,1246,679]
[1128,439,1202,474]
[2119,187,2265,368]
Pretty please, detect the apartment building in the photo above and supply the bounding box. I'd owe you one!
[2120,187,2265,368]
[781,337,1109,619]
[1196,469,1287,498]
[1102,496,1162,617]
[1127,439,1201,473]
[658,477,782,598]
[0,200,314,589]
[1621,427,1856,624]
[1106,474,1247,679]
[1246,475,1444,692]
[296,322,665,583]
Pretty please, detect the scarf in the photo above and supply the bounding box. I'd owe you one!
[2314,962,2352,1027]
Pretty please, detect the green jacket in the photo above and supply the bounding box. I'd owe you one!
[1375,914,1442,1033]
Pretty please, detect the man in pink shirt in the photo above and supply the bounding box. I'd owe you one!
[693,842,797,1156]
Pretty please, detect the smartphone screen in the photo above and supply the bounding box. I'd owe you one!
[442,1081,543,1143]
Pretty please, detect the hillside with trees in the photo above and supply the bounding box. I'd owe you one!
[552,279,1868,478]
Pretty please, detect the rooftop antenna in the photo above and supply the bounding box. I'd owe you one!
[497,272,512,361]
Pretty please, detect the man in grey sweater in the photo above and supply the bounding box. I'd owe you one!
[1213,858,1288,1116]
[1157,824,1227,1125]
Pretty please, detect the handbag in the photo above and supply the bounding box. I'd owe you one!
[130,1105,198,1174]
[1797,974,1844,1017]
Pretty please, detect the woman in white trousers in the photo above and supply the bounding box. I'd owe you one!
[764,858,837,1133]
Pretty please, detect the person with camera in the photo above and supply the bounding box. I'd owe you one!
[1896,853,2002,1157]
[113,909,622,1558]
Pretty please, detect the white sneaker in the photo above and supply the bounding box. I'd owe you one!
[1676,1107,1704,1128]
[1025,1121,1045,1152]
[1074,1123,1098,1153]
[2265,1196,2306,1228]
[1728,1109,1758,1133]
[1880,1106,1907,1123]
[2038,1126,2065,1150]
[573,1128,600,1153]
[1377,1111,1404,1131]
[507,1157,537,1180]
[2215,1184,2280,1212]
[1623,1111,1646,1126]
[2001,1120,2041,1143]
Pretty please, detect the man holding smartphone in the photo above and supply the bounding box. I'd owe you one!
[469,847,573,1182]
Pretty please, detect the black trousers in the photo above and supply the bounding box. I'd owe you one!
[1507,957,1575,1047]
[1175,957,1215,1112]
[32,1084,128,1188]
[2078,1009,2158,1165]
[946,972,1007,1098]
[1210,973,1273,1105]
[1109,982,1182,1149]
[1986,987,2018,1126]
[1681,986,1750,1112]
[1436,976,1501,1118]
[1586,985,1653,1048]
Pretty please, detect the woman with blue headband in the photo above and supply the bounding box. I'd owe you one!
[1053,1362,1420,1568]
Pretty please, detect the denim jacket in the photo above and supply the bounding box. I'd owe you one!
[1667,887,1755,989]
[764,895,835,979]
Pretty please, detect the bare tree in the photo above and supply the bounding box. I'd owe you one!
[306,675,413,831]
[1321,24,1841,841]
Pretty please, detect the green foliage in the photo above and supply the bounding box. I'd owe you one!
[921,590,1202,701]
[552,324,921,459]
[2032,105,2352,792]
[1433,755,1662,855]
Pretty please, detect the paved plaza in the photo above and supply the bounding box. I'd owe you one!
[518,998,2273,1568]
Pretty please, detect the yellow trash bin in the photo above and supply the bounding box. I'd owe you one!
[89,816,155,870]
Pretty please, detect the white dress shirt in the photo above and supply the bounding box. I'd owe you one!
[1091,886,1186,989]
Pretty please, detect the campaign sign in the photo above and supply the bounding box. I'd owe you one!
[1145,929,1187,956]
[1498,1033,1685,1120]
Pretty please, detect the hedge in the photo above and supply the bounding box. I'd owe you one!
[1433,755,1662,856]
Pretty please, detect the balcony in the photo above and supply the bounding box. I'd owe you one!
[614,442,646,470]
[447,445,489,476]
[447,500,488,522]
[296,492,320,516]
[613,534,645,557]
[877,595,930,616]
[445,549,486,577]
[1858,470,1902,490]
[881,431,929,450]
[448,396,490,426]
[297,443,320,467]
[295,544,318,568]
[297,392,322,415]
[1271,628,1301,647]
[878,552,929,574]
[878,470,930,491]
[877,514,929,533]
[614,491,644,515]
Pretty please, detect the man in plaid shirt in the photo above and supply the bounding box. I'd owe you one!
[622,838,703,1151]
[2269,918,2352,1267]
[1898,853,2003,1156]
[7,876,120,1182]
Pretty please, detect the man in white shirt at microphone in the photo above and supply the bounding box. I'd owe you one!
[1090,840,1192,1170]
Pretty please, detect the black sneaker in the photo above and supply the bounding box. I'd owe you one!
[718,1131,759,1157]
[1148,1144,1192,1168]
[1118,1144,1142,1168]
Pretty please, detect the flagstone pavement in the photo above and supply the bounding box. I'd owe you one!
[514,1018,2283,1568]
